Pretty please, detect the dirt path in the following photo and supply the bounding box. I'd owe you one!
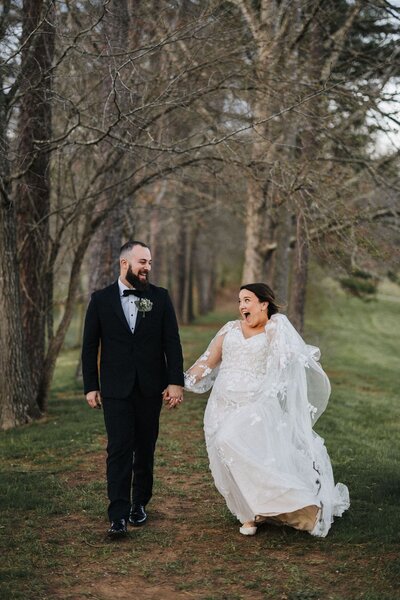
[39,423,398,600]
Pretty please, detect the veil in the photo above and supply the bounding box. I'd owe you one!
[261,314,331,472]
[264,313,330,423]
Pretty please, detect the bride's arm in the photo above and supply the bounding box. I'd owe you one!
[184,324,229,393]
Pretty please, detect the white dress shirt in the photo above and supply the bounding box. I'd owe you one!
[118,278,139,333]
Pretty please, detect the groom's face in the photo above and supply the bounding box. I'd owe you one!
[122,246,152,290]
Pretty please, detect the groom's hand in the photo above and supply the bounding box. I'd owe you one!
[86,390,102,409]
[163,385,183,409]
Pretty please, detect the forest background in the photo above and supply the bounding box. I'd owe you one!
[0,1,399,429]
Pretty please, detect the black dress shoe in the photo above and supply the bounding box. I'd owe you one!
[107,519,128,538]
[129,504,147,526]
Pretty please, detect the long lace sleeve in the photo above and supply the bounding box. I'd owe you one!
[184,321,234,393]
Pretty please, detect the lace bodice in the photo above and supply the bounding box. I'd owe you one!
[184,320,267,394]
[220,326,268,377]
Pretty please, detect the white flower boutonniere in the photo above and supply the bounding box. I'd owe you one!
[135,297,153,317]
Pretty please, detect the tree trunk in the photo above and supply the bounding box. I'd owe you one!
[240,3,281,284]
[242,175,268,282]
[36,232,93,409]
[86,0,130,295]
[195,226,217,314]
[174,210,186,322]
[0,136,40,429]
[181,225,195,325]
[88,210,122,294]
[149,181,167,286]
[289,211,308,333]
[288,2,324,327]
[16,0,55,408]
[271,201,292,303]
[241,88,275,285]
[0,190,41,429]
[196,250,216,315]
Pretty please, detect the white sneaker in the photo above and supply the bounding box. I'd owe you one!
[239,524,257,536]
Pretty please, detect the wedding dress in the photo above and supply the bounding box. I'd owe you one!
[184,314,349,537]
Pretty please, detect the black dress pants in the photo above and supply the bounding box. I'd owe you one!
[102,385,162,522]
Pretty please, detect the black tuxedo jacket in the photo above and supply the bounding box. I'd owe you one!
[81,282,184,398]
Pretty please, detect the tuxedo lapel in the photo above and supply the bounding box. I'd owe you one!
[109,281,132,334]
[133,287,154,336]
[134,306,143,333]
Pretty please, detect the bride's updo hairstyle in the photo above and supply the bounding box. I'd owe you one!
[240,283,280,319]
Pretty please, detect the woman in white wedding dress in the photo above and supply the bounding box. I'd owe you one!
[184,283,349,537]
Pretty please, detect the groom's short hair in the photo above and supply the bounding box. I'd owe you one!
[120,241,149,258]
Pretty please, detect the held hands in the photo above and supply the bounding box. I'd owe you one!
[86,387,183,410]
[86,390,102,409]
[163,384,184,409]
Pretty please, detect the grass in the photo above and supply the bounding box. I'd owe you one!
[0,276,399,600]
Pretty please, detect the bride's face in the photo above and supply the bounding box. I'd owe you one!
[238,290,268,327]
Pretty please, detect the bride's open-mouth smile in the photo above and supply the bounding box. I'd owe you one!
[238,289,269,328]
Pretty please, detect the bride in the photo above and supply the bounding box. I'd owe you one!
[184,283,349,536]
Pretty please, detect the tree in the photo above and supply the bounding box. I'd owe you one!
[16,0,55,405]
[230,0,399,329]
[0,1,43,428]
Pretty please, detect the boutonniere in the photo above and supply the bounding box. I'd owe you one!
[135,297,153,317]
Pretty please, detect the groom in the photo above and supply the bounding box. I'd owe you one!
[82,241,184,538]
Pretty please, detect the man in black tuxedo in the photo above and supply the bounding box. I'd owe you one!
[82,241,184,538]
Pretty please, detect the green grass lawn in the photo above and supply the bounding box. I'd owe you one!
[0,278,399,600]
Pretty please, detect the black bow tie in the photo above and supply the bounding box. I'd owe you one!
[123,289,144,297]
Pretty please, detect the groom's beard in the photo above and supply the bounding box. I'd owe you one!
[126,264,150,291]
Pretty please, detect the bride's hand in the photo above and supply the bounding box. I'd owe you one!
[163,385,183,409]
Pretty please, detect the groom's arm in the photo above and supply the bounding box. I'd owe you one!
[162,291,184,407]
[162,291,184,387]
[82,294,101,396]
